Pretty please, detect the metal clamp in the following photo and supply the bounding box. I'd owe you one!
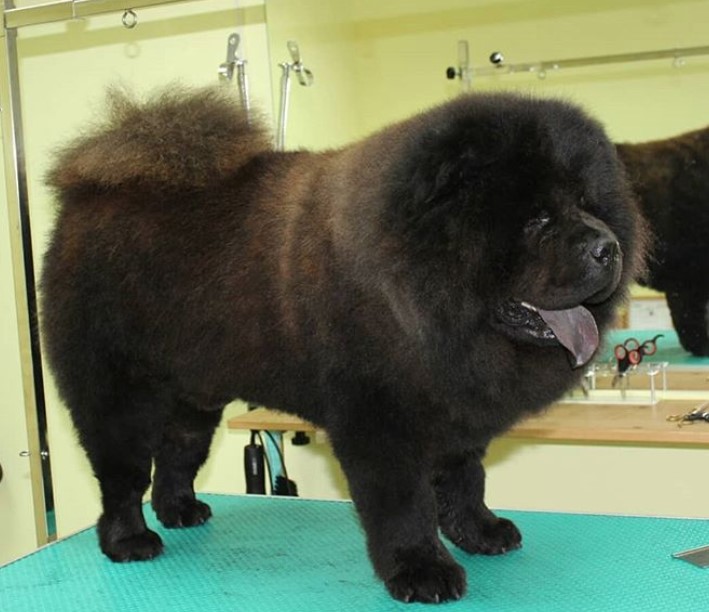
[286,40,314,87]
[276,40,314,150]
[218,33,250,114]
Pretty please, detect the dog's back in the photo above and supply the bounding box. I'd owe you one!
[41,87,326,414]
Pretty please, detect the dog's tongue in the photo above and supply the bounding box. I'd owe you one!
[537,306,599,368]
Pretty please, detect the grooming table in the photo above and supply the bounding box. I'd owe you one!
[2,495,709,611]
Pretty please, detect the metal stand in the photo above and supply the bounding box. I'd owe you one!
[566,361,670,405]
[1,2,55,545]
[446,39,709,89]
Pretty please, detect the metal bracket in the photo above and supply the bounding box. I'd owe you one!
[218,32,241,82]
[276,40,314,150]
[286,40,314,87]
[445,40,472,91]
[218,32,250,113]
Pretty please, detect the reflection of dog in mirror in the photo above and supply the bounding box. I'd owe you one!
[618,130,709,356]
[41,88,643,604]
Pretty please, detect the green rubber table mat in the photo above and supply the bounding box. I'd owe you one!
[2,494,709,611]
[602,329,709,367]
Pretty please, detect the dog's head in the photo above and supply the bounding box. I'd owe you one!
[375,93,644,368]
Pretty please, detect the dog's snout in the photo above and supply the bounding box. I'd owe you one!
[590,236,619,267]
[582,224,624,305]
[576,211,621,270]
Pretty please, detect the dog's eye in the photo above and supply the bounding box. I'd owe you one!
[536,211,552,226]
[526,211,552,231]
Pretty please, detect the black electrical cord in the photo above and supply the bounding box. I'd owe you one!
[263,430,297,497]
[255,432,274,492]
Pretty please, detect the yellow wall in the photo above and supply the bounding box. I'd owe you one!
[267,0,709,148]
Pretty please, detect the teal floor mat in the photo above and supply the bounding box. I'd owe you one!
[2,494,709,611]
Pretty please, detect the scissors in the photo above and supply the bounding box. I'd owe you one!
[667,402,709,427]
[612,334,663,388]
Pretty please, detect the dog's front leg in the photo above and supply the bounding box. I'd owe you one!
[329,428,466,604]
[434,446,522,555]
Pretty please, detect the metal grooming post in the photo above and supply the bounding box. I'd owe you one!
[1,0,55,545]
[249,40,315,494]
[218,32,251,115]
[275,40,314,151]
[446,41,709,85]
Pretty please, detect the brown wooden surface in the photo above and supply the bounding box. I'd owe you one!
[227,407,317,432]
[508,399,709,445]
[228,400,709,446]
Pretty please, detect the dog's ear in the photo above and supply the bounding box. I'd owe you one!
[386,144,489,246]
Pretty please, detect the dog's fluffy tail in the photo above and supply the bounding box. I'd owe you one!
[47,85,272,197]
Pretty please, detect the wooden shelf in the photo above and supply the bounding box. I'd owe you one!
[509,400,709,445]
[227,408,317,433]
[228,400,709,446]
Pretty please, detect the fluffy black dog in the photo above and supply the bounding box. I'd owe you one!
[41,88,643,604]
[618,129,709,356]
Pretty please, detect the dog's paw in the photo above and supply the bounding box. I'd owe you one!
[154,497,212,529]
[385,555,466,604]
[99,524,164,562]
[474,517,522,555]
[446,516,522,556]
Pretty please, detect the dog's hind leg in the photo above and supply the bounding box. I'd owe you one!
[151,401,224,528]
[434,446,521,555]
[67,374,168,562]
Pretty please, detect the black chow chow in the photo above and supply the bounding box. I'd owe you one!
[41,88,643,604]
[617,130,709,356]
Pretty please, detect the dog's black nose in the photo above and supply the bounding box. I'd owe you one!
[590,237,619,267]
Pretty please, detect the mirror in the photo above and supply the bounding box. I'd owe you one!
[3,0,276,544]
